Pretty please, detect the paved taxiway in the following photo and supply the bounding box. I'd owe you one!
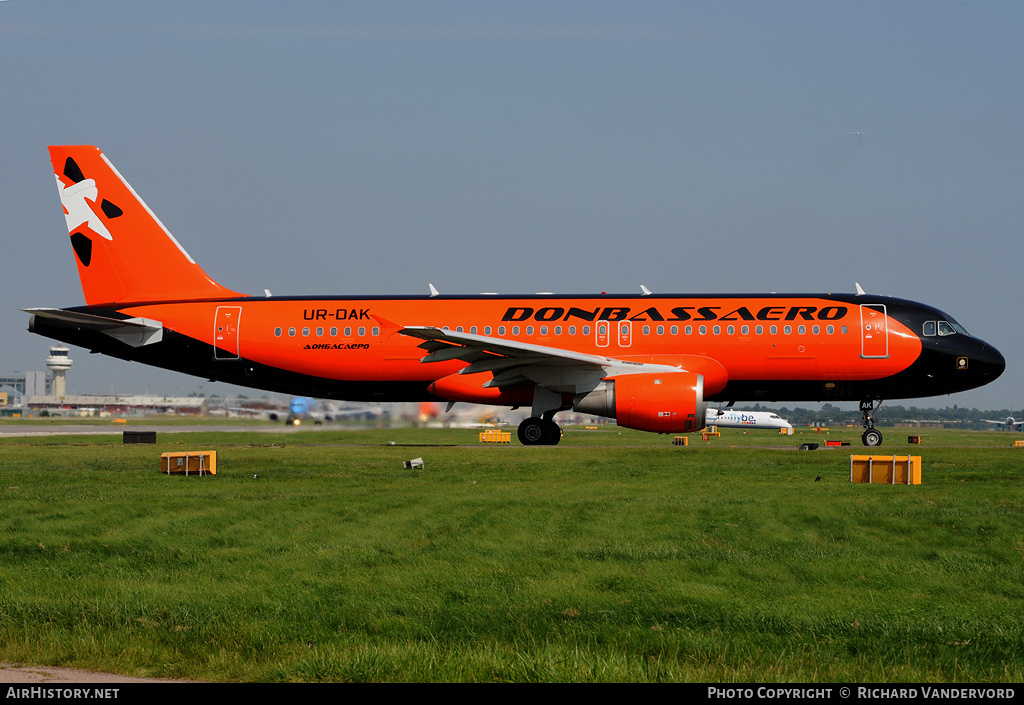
[0,423,314,438]
[0,662,192,683]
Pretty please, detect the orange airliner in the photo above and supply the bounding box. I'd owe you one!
[27,146,1005,446]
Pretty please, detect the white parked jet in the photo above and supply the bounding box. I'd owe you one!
[708,408,792,430]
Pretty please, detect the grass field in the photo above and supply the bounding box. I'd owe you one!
[0,424,1022,682]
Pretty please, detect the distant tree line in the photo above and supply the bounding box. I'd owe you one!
[734,403,1023,430]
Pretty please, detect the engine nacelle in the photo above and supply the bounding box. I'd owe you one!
[573,372,707,433]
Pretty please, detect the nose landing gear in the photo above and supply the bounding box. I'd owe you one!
[860,399,884,447]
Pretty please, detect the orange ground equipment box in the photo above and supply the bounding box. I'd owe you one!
[479,430,511,444]
[160,451,217,476]
[849,455,920,485]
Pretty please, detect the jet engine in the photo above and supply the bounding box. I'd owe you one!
[573,372,706,433]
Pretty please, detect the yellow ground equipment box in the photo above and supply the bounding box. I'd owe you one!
[673,436,688,446]
[850,455,920,485]
[479,430,511,444]
[161,451,217,476]
[1014,440,1024,448]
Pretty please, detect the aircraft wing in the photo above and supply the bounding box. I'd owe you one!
[399,326,680,391]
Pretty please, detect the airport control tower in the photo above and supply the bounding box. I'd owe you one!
[46,346,73,398]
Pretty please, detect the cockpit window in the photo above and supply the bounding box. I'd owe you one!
[925,320,970,337]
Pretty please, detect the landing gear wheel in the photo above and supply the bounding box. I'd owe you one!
[541,418,562,446]
[518,417,546,445]
[518,417,562,445]
[862,429,883,447]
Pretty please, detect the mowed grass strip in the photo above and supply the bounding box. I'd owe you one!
[0,429,1022,681]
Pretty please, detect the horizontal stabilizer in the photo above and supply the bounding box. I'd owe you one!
[25,308,163,347]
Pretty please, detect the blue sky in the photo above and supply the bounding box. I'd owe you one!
[2,1,1021,409]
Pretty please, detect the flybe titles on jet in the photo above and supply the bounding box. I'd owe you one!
[501,304,850,323]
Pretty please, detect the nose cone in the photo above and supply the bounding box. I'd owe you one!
[911,335,1006,398]
[970,340,1006,386]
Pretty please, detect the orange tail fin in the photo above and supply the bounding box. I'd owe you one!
[48,145,243,306]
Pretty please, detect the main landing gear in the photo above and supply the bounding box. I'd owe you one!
[860,399,883,447]
[518,387,568,446]
[518,416,562,446]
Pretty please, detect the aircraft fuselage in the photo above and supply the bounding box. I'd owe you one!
[30,292,1003,405]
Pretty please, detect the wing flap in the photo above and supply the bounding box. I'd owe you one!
[400,326,613,369]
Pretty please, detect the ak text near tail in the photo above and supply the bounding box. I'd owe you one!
[26,146,1005,446]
